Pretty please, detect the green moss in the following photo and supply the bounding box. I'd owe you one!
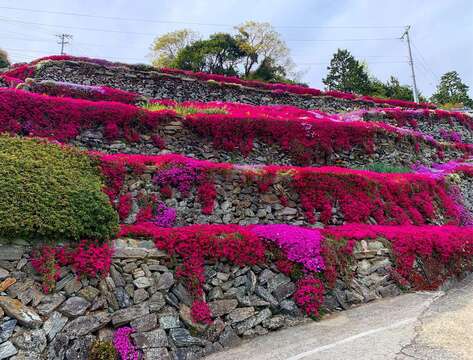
[88,340,117,360]
[358,163,412,173]
[143,102,227,115]
[0,135,118,242]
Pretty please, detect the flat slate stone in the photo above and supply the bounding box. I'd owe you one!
[11,328,47,353]
[59,296,90,317]
[208,299,238,318]
[131,329,168,349]
[36,293,66,316]
[43,311,68,341]
[143,347,170,360]
[62,311,111,338]
[0,246,24,261]
[112,302,149,326]
[0,319,17,342]
[130,313,157,332]
[169,328,205,347]
[0,341,17,359]
[0,296,42,328]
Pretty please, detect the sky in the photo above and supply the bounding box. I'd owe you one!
[1,0,472,97]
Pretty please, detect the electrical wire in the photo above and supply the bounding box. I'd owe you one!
[0,6,405,29]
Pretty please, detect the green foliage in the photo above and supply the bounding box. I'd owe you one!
[323,49,371,94]
[431,71,473,108]
[143,103,227,115]
[359,163,412,173]
[153,22,296,82]
[0,48,9,68]
[88,340,117,360]
[0,135,119,242]
[150,29,200,68]
[173,33,244,76]
[369,76,415,101]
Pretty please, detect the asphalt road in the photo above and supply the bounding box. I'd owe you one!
[205,275,473,360]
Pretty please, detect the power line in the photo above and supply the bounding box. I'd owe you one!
[0,6,405,29]
[56,33,73,55]
[0,17,404,41]
[286,37,401,42]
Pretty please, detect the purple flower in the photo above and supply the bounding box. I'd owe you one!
[153,202,177,227]
[113,327,140,360]
[252,224,324,272]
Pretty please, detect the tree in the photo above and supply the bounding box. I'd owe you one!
[150,29,199,68]
[323,49,371,94]
[0,48,10,68]
[234,21,293,78]
[431,71,473,107]
[247,57,287,82]
[370,76,414,101]
[173,33,244,75]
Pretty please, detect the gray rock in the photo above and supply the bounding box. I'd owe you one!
[134,288,149,303]
[159,314,180,329]
[279,299,301,316]
[0,296,42,328]
[0,268,8,281]
[0,341,17,359]
[208,299,238,317]
[110,266,126,287]
[0,246,24,261]
[0,319,16,342]
[36,293,66,316]
[218,327,241,348]
[143,347,170,360]
[156,272,174,290]
[11,329,47,353]
[208,287,223,301]
[65,335,94,360]
[56,274,75,291]
[130,313,158,332]
[255,286,278,307]
[115,287,132,308]
[43,311,68,341]
[46,333,69,360]
[169,328,205,347]
[235,308,272,335]
[203,319,225,342]
[379,284,401,298]
[149,292,165,312]
[78,286,100,302]
[62,311,111,338]
[132,329,169,349]
[267,273,291,293]
[112,302,149,326]
[64,278,82,295]
[179,304,207,333]
[262,315,285,330]
[272,282,296,302]
[172,284,193,307]
[59,296,90,317]
[133,277,152,289]
[236,295,270,308]
[228,307,255,323]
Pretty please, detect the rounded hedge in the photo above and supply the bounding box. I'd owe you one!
[0,135,119,241]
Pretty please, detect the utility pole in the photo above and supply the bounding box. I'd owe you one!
[401,26,419,103]
[55,34,73,55]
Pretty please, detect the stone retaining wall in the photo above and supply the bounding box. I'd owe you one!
[74,125,463,168]
[35,61,384,113]
[362,112,473,144]
[0,238,401,360]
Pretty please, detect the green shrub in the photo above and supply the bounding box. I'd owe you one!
[0,135,119,242]
[359,163,412,173]
[88,340,117,360]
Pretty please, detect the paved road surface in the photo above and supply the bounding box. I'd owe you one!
[205,275,473,360]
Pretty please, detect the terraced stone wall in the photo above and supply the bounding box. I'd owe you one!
[0,238,402,360]
[35,61,384,113]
